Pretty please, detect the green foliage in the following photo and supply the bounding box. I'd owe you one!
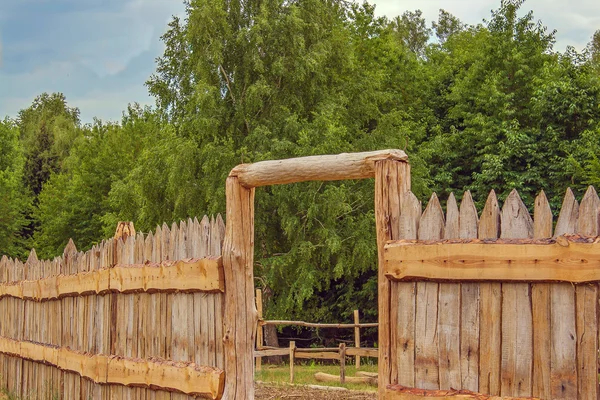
[0,119,31,258]
[18,92,81,196]
[34,105,160,258]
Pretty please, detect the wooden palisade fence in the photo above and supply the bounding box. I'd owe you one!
[384,186,600,400]
[0,216,226,399]
[1,149,599,399]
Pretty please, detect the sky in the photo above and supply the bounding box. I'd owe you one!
[0,0,598,123]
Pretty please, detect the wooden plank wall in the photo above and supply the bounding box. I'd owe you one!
[0,215,225,399]
[390,187,600,400]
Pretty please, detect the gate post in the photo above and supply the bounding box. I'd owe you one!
[375,160,410,398]
[222,176,256,400]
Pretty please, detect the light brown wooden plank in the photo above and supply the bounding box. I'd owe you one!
[396,192,420,388]
[384,239,600,283]
[0,337,224,398]
[531,191,552,400]
[458,191,479,393]
[576,186,598,400]
[549,188,579,400]
[477,190,501,397]
[415,193,443,390]
[438,193,461,391]
[500,190,532,398]
[0,257,224,302]
[386,385,541,399]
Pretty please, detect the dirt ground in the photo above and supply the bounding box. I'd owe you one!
[255,382,377,400]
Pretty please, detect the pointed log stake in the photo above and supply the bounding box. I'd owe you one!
[458,191,479,392]
[222,176,256,400]
[575,185,598,400]
[554,188,578,237]
[531,191,552,400]
[577,186,600,236]
[230,149,408,188]
[479,190,500,240]
[444,193,459,239]
[500,189,533,397]
[397,190,420,388]
[478,189,501,395]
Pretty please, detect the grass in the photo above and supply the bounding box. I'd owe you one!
[0,382,60,400]
[255,361,378,392]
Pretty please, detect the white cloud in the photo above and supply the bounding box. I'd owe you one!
[370,0,599,52]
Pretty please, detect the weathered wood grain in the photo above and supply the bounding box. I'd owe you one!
[230,149,408,187]
[415,194,443,390]
[396,191,420,388]
[478,190,501,397]
[376,160,409,396]
[384,238,600,282]
[222,176,257,400]
[499,190,533,398]
[575,186,598,400]
[458,191,479,393]
[550,189,579,400]
[0,336,224,398]
[531,191,552,400]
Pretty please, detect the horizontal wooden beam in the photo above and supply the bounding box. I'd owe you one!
[0,257,223,301]
[384,238,600,283]
[315,372,377,385]
[229,149,408,188]
[386,385,539,399]
[262,320,378,329]
[0,336,224,398]
[254,347,378,358]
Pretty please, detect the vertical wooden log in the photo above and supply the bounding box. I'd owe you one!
[550,188,578,400]
[255,289,263,371]
[375,159,408,397]
[223,176,256,400]
[416,193,443,390]
[438,193,461,390]
[289,341,296,384]
[458,191,479,393]
[354,310,361,370]
[576,186,599,400]
[339,343,347,384]
[531,190,552,400]
[500,189,533,397]
[396,191,420,388]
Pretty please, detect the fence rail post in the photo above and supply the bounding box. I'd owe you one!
[256,289,263,371]
[289,341,296,383]
[339,343,346,384]
[354,309,360,369]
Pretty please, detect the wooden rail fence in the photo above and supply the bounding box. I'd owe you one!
[0,216,226,399]
[254,289,379,383]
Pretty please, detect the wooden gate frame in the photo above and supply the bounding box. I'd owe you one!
[221,149,410,399]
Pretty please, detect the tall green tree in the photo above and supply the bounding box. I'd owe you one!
[146,0,430,320]
[34,105,159,258]
[0,118,31,258]
[18,93,81,196]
